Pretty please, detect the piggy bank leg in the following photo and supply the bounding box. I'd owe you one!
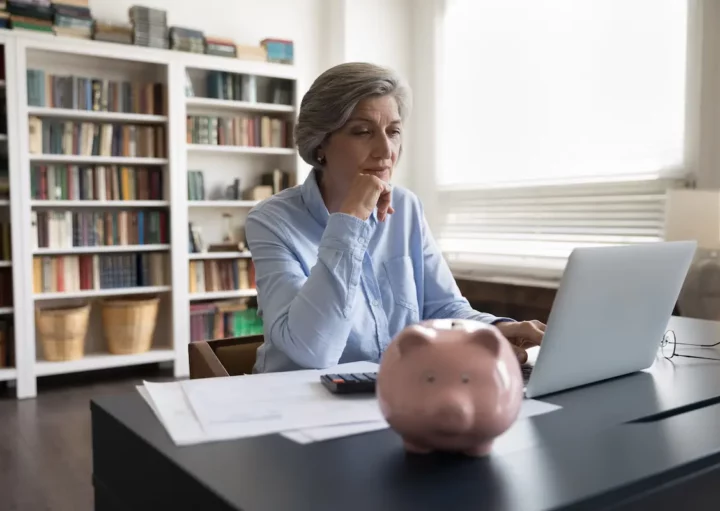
[403,439,433,454]
[464,441,493,457]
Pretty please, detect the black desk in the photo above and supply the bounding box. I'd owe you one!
[91,317,720,511]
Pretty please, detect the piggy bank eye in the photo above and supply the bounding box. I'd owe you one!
[461,373,470,384]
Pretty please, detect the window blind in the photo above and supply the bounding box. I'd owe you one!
[437,179,681,285]
[435,0,690,282]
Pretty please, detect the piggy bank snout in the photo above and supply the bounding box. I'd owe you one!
[434,396,474,433]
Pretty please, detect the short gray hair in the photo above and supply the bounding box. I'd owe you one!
[295,62,412,167]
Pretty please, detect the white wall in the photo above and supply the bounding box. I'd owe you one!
[88,0,325,124]
[89,0,418,188]
[321,0,415,188]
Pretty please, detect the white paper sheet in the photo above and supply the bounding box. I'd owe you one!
[138,360,562,447]
[139,362,379,445]
[278,397,561,445]
[180,376,384,439]
[281,420,390,444]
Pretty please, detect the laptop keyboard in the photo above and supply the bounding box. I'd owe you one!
[521,364,533,384]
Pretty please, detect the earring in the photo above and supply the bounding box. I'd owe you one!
[317,155,326,165]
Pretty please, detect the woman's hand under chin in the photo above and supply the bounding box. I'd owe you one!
[339,173,395,222]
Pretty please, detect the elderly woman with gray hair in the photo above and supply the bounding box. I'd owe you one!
[246,62,544,373]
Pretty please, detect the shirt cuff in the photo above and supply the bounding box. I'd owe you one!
[321,213,373,257]
[491,317,516,324]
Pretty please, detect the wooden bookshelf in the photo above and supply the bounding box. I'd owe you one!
[27,106,169,123]
[0,36,19,392]
[29,155,169,165]
[184,63,296,348]
[188,251,252,260]
[34,244,170,255]
[31,200,170,207]
[188,200,258,208]
[0,29,300,398]
[187,144,295,155]
[0,367,16,382]
[189,289,258,301]
[35,349,175,376]
[186,97,294,113]
[34,286,171,301]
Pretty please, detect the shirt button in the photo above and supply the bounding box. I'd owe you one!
[359,237,366,243]
[372,300,379,307]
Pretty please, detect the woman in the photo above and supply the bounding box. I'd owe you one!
[246,62,544,373]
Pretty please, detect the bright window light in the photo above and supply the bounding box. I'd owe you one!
[439,0,688,187]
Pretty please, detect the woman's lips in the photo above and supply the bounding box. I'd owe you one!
[364,168,391,180]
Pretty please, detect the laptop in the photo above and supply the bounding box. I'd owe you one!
[523,240,697,398]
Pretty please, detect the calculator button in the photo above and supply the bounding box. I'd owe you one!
[343,374,359,382]
[364,373,377,381]
[354,374,371,382]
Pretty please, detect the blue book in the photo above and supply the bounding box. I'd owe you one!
[137,211,144,245]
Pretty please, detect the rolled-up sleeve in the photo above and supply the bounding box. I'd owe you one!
[246,210,372,369]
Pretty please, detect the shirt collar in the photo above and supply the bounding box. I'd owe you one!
[301,169,377,227]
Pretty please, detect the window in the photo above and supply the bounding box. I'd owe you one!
[436,0,689,282]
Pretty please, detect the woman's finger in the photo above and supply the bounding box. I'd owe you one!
[531,320,546,332]
[511,344,528,364]
[498,321,544,346]
[376,187,393,221]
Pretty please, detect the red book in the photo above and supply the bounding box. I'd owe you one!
[159,211,168,243]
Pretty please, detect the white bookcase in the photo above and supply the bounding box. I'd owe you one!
[0,29,299,398]
[0,33,19,387]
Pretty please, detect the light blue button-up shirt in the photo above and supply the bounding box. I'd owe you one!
[245,169,505,373]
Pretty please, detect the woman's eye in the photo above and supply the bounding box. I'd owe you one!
[353,129,371,136]
[389,129,401,137]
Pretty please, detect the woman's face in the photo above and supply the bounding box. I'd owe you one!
[319,94,402,186]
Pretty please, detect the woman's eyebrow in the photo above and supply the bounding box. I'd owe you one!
[348,116,402,124]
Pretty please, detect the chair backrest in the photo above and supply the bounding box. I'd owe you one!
[188,335,264,379]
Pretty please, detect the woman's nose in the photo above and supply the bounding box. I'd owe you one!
[372,133,392,160]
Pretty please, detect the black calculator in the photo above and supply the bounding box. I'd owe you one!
[320,372,377,394]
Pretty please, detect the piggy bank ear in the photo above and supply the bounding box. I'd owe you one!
[396,328,432,356]
[468,327,502,355]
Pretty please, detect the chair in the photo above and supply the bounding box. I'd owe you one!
[188,335,264,379]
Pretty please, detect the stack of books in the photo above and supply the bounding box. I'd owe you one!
[235,44,266,62]
[93,20,132,44]
[9,0,54,33]
[169,26,204,54]
[52,0,93,39]
[205,36,236,58]
[129,5,168,49]
[0,1,9,29]
[190,300,263,342]
[261,38,294,64]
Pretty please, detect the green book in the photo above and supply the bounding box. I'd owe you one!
[13,22,53,33]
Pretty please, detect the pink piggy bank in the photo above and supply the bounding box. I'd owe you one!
[376,319,524,457]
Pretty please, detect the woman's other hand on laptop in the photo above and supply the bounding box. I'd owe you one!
[494,320,545,364]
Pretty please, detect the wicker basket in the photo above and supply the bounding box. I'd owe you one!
[101,296,160,355]
[36,304,90,362]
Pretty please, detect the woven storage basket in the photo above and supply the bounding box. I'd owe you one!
[101,296,159,354]
[36,304,90,361]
